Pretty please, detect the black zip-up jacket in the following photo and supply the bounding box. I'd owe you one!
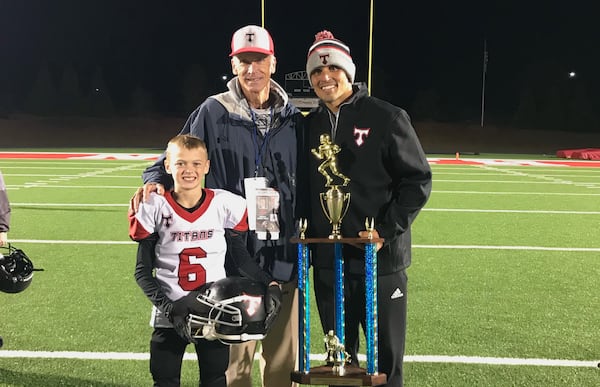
[142,79,304,282]
[305,85,432,275]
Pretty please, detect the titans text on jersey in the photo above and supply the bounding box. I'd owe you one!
[169,230,214,242]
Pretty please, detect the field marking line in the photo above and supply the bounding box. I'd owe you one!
[12,203,133,207]
[11,239,136,245]
[4,174,140,178]
[433,190,600,196]
[10,203,600,214]
[414,245,600,252]
[404,355,600,368]
[478,165,600,190]
[9,239,600,251]
[423,208,600,215]
[433,170,600,178]
[428,158,600,167]
[6,164,142,190]
[0,350,597,368]
[8,185,140,190]
[1,166,144,170]
[435,179,583,184]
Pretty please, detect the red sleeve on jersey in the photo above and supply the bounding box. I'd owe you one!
[128,212,152,241]
[232,209,249,232]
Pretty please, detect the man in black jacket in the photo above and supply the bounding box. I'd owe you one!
[304,30,432,387]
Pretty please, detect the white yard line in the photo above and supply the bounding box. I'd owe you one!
[10,203,600,213]
[6,164,142,190]
[435,179,583,184]
[12,203,130,207]
[423,208,600,215]
[433,190,600,196]
[11,239,136,244]
[414,245,600,251]
[10,239,600,251]
[5,174,140,178]
[479,165,593,186]
[0,166,142,170]
[9,185,140,189]
[0,350,597,368]
[404,355,599,368]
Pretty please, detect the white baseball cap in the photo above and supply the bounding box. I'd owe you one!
[230,25,275,57]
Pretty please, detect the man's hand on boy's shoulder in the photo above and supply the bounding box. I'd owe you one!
[129,183,166,213]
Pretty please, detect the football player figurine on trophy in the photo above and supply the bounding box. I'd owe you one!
[311,134,350,239]
[324,330,351,376]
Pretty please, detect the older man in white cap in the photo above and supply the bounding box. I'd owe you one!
[134,25,303,387]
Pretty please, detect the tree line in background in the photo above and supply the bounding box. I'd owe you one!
[0,62,213,119]
[408,60,599,133]
[1,60,598,134]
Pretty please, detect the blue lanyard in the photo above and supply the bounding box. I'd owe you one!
[250,107,274,177]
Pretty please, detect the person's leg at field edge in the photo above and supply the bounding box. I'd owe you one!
[149,328,187,387]
[195,337,229,387]
[376,270,408,387]
[342,273,365,369]
[226,340,257,387]
[259,281,298,387]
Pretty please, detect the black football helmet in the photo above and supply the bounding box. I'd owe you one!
[187,277,268,344]
[0,244,34,293]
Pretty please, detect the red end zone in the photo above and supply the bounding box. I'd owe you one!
[0,152,160,160]
[428,158,600,167]
[1,152,600,167]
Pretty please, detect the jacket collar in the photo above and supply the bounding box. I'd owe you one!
[212,78,291,121]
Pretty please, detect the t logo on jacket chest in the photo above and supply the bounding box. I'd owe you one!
[353,126,371,146]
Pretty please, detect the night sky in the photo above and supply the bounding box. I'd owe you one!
[1,0,598,125]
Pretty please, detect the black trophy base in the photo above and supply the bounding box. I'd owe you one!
[291,365,387,386]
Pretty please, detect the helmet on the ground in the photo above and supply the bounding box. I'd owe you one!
[187,277,268,344]
[0,244,34,293]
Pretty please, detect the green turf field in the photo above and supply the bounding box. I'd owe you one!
[1,152,599,386]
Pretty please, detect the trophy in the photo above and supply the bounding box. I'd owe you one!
[291,218,387,386]
[290,133,386,386]
[311,134,351,239]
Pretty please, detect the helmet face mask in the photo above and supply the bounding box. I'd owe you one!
[187,277,268,344]
[0,244,35,294]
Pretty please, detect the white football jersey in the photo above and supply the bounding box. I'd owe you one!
[130,189,248,327]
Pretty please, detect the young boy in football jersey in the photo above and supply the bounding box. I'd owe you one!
[129,134,281,387]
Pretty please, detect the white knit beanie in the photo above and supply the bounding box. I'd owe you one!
[306,30,356,86]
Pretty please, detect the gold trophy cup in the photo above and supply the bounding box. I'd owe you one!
[320,187,350,239]
[311,134,351,239]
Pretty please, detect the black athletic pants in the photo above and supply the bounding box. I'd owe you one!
[314,268,408,387]
[150,328,229,387]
